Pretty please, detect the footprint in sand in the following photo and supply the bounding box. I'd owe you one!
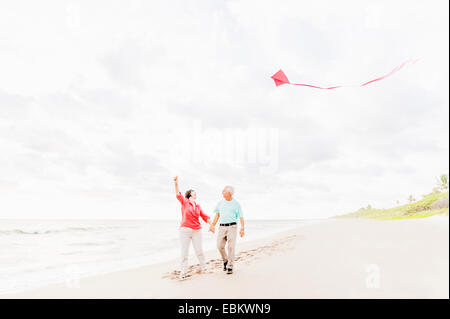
[163,235,299,281]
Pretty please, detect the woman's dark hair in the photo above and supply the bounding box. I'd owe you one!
[185,189,195,199]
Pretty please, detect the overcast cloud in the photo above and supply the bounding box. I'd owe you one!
[0,0,448,219]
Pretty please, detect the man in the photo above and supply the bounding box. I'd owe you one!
[209,185,245,274]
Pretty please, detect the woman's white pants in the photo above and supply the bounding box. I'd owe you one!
[179,227,206,275]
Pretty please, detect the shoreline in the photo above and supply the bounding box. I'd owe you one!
[1,221,307,298]
[3,217,449,299]
[0,219,314,296]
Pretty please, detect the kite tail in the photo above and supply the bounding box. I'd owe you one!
[360,59,419,87]
[291,83,343,90]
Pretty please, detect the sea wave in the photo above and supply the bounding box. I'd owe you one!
[0,225,130,236]
[0,219,317,295]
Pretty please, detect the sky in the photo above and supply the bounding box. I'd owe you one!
[0,0,448,220]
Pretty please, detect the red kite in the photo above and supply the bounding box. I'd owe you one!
[271,59,419,89]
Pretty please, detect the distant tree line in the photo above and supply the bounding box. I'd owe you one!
[362,173,448,210]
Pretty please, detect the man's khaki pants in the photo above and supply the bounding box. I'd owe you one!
[217,225,238,269]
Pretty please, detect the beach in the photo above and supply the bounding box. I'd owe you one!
[3,217,448,299]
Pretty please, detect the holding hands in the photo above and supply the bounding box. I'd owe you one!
[207,218,215,234]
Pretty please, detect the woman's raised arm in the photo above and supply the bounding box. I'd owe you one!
[173,176,180,195]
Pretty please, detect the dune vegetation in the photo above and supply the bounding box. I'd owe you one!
[337,191,448,220]
[337,175,449,220]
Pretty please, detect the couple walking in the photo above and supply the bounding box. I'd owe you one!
[173,176,244,280]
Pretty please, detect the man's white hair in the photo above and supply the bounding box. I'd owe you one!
[224,185,235,195]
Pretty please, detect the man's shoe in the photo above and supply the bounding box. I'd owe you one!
[223,261,228,271]
[226,268,233,275]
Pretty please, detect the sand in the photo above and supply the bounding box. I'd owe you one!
[3,218,449,299]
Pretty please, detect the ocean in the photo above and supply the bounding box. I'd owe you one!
[0,219,319,295]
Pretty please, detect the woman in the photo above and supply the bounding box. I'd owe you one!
[173,176,211,280]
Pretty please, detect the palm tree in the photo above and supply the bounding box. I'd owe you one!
[408,195,416,203]
[436,174,449,192]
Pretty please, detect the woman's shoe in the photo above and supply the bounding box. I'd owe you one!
[226,268,233,275]
[223,261,228,271]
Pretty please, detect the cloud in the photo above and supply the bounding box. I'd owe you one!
[100,37,163,91]
[0,90,34,119]
[0,0,448,219]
